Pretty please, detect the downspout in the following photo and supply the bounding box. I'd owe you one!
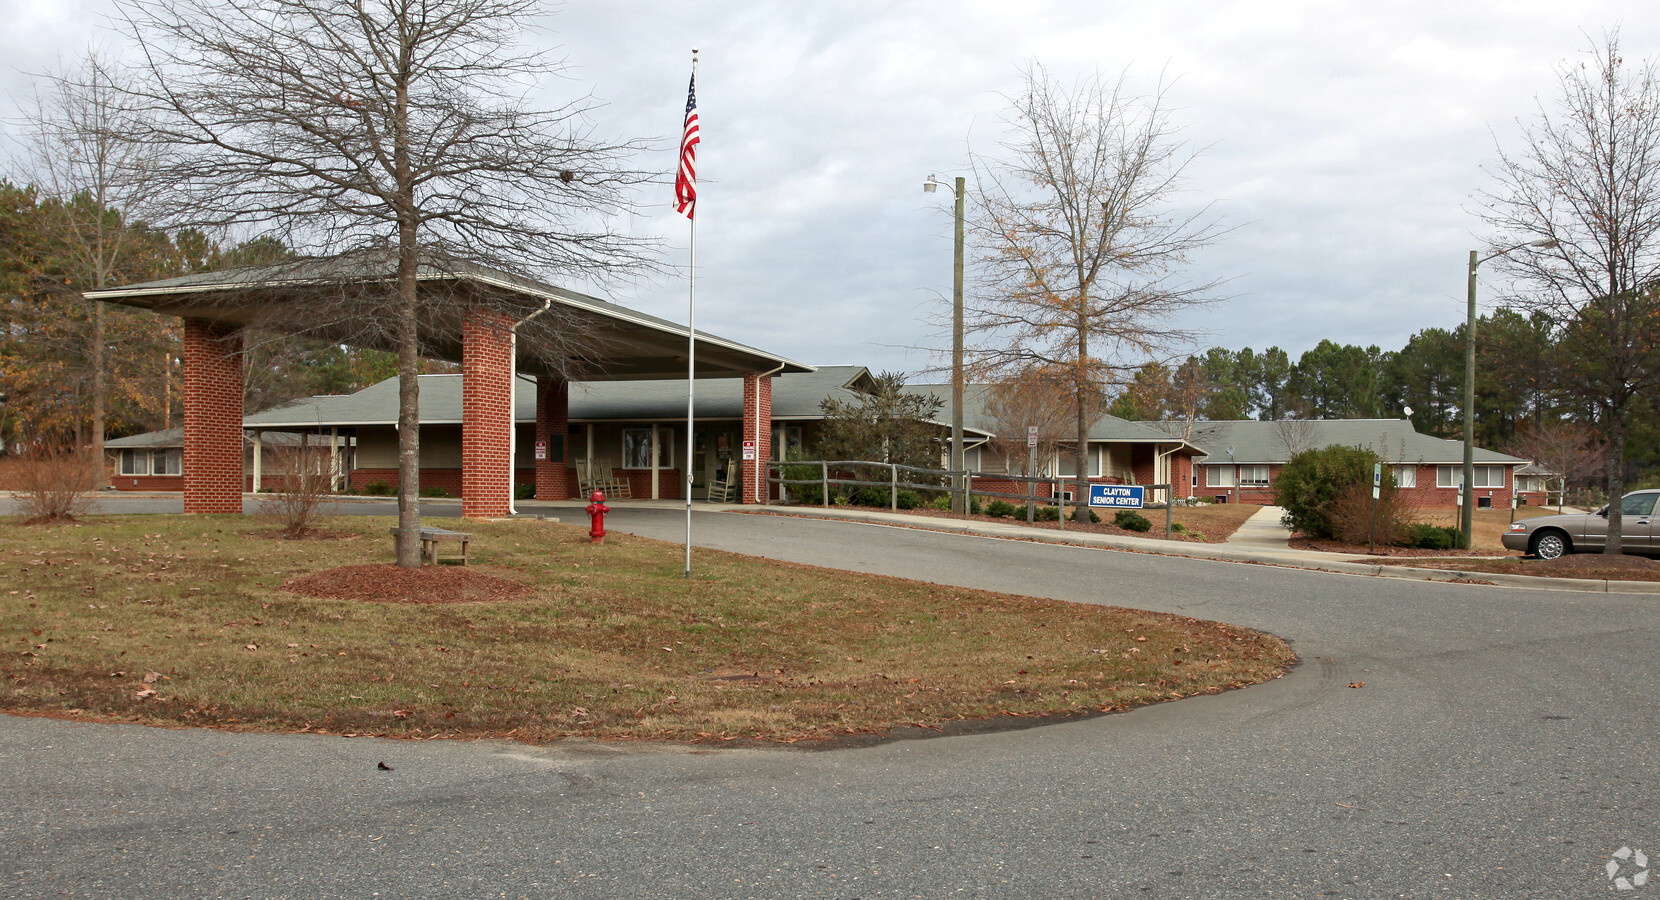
[509,299,554,516]
[753,361,786,504]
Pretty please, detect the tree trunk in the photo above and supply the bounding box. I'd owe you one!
[1073,309,1090,522]
[392,72,422,569]
[90,298,107,489]
[1604,396,1625,555]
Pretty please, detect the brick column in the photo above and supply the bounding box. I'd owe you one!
[181,319,243,513]
[461,309,514,518]
[535,375,571,500]
[741,372,773,504]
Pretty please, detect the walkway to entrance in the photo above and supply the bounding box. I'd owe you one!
[1223,504,1294,550]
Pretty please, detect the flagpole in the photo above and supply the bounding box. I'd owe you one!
[683,50,699,580]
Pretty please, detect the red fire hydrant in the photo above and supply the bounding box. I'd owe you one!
[585,489,610,544]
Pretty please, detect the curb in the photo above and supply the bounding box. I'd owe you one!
[739,506,1660,596]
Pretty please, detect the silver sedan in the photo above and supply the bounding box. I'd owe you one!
[1502,490,1659,559]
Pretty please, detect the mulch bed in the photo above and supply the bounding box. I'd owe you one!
[1363,553,1660,582]
[1290,537,1494,557]
[281,564,532,602]
[814,506,1242,542]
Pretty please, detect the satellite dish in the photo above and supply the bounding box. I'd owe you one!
[1403,406,1414,417]
[1226,445,1235,456]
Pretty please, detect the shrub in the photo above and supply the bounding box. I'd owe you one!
[984,500,1018,518]
[1404,523,1460,550]
[932,494,952,510]
[1170,521,1187,533]
[362,480,394,496]
[419,486,451,498]
[1329,481,1412,546]
[1114,510,1152,532]
[896,489,924,510]
[850,486,889,507]
[257,446,334,538]
[13,443,97,523]
[1034,505,1060,522]
[1274,444,1387,539]
[515,483,535,501]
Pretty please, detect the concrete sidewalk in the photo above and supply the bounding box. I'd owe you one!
[1224,504,1294,550]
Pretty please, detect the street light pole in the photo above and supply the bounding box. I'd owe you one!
[926,174,967,513]
[1463,238,1556,549]
[1463,250,1478,549]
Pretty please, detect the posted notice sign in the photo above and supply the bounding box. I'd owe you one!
[1088,484,1145,509]
[742,440,757,461]
[534,440,548,461]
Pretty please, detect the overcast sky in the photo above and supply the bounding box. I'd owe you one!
[4,0,1657,378]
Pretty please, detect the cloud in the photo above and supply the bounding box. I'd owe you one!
[4,0,1655,376]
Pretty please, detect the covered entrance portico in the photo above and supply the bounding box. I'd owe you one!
[88,257,810,517]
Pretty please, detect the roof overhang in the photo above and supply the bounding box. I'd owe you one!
[87,258,811,382]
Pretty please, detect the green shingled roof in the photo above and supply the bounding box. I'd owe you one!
[1182,419,1526,466]
[241,366,941,427]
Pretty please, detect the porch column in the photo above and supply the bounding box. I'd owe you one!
[741,372,773,504]
[461,309,514,518]
[534,375,570,500]
[181,319,243,513]
[251,431,263,493]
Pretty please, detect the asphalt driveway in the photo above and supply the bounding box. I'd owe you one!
[1,503,1654,898]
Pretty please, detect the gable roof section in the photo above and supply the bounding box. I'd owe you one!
[242,366,895,428]
[1184,419,1527,466]
[903,383,1207,452]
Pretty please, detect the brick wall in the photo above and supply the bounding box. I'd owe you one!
[535,375,571,500]
[741,373,773,504]
[460,310,514,518]
[1196,462,1519,508]
[112,475,185,492]
[181,320,243,513]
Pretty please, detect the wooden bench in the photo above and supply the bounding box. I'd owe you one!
[389,526,473,566]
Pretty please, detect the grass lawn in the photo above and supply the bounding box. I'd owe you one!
[1414,506,1567,554]
[1,514,1294,745]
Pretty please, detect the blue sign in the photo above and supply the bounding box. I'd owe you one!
[1088,484,1145,508]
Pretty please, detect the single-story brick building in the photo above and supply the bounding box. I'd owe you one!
[1184,419,1530,508]
[905,383,1208,506]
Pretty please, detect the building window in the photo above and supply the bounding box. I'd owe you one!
[153,449,182,476]
[1392,465,1417,488]
[1437,465,1505,488]
[622,428,672,469]
[773,425,803,461]
[119,449,149,476]
[1239,465,1270,487]
[1205,466,1234,488]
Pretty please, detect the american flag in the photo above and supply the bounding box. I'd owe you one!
[675,70,699,219]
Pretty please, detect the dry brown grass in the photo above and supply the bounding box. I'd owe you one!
[1413,506,1565,553]
[0,514,1294,745]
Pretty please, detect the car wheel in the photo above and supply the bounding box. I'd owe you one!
[1531,531,1570,560]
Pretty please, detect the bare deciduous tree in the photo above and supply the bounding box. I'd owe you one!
[1481,31,1660,553]
[1272,417,1317,460]
[115,0,658,565]
[1505,419,1607,508]
[11,51,164,487]
[983,368,1075,476]
[967,62,1223,520]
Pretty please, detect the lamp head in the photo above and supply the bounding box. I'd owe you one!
[1530,238,1559,249]
[923,174,940,194]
